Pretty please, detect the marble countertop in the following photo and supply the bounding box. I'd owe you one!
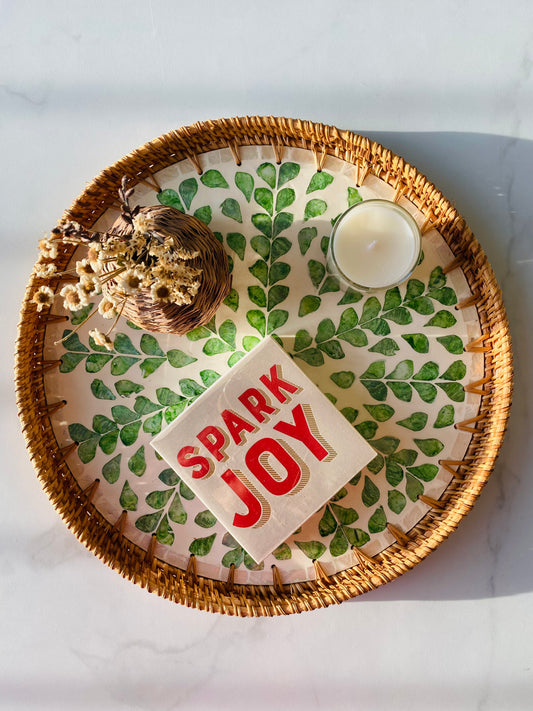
[2,2,532,709]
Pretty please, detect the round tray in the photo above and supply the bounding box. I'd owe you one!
[15,116,513,616]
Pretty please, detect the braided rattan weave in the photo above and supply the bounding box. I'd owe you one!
[15,116,512,616]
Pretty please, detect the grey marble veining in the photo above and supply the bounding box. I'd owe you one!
[2,1,533,710]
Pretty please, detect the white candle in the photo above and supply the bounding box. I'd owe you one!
[329,199,421,290]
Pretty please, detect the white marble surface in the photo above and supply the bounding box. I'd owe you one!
[2,1,532,709]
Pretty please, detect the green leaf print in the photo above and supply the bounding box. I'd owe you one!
[119,480,138,511]
[369,338,400,356]
[295,348,325,367]
[434,405,455,428]
[298,295,321,316]
[370,436,400,455]
[402,333,430,353]
[383,287,402,311]
[437,335,464,354]
[254,187,273,215]
[360,380,388,401]
[134,396,161,416]
[235,171,254,201]
[246,310,266,337]
[193,206,212,224]
[319,506,337,536]
[178,177,198,210]
[257,162,276,189]
[298,226,318,255]
[364,404,395,422]
[406,472,424,502]
[242,335,260,352]
[414,438,444,457]
[61,331,89,352]
[384,307,412,325]
[120,420,141,446]
[295,540,326,560]
[223,288,239,312]
[308,260,325,288]
[307,172,334,193]
[386,360,414,380]
[201,169,229,189]
[356,421,378,440]
[390,449,418,467]
[110,356,139,376]
[429,266,446,290]
[157,189,184,212]
[361,297,381,323]
[86,353,114,373]
[330,528,349,557]
[267,309,289,334]
[294,329,312,352]
[102,454,121,484]
[347,187,362,206]
[425,310,457,328]
[59,352,86,373]
[143,412,163,435]
[330,371,355,389]
[135,511,163,533]
[159,468,179,486]
[407,464,439,482]
[194,510,217,528]
[404,296,434,315]
[278,162,300,187]
[140,334,165,356]
[251,234,270,259]
[93,414,117,434]
[68,422,94,442]
[344,527,370,548]
[385,460,403,487]
[388,490,407,514]
[70,303,94,326]
[362,476,380,507]
[111,405,138,425]
[276,187,296,211]
[248,286,266,307]
[156,515,175,546]
[249,259,268,286]
[272,542,292,560]
[269,261,291,285]
[368,506,387,533]
[318,340,344,359]
[272,212,293,237]
[304,199,327,220]
[268,285,289,310]
[437,382,465,402]
[168,492,187,524]
[220,198,242,223]
[189,534,217,556]
[397,412,428,431]
[361,361,385,379]
[139,358,166,378]
[316,318,335,343]
[179,378,206,398]
[90,379,116,400]
[146,489,173,509]
[338,288,363,305]
[167,349,197,368]
[271,236,292,261]
[412,382,438,403]
[226,232,246,260]
[128,446,146,477]
[440,361,466,381]
[387,381,413,402]
[428,287,457,305]
[222,547,244,568]
[367,453,385,474]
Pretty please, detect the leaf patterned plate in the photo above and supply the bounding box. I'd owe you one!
[39,142,484,587]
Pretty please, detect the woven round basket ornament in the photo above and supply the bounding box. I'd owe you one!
[15,116,513,616]
[102,204,231,335]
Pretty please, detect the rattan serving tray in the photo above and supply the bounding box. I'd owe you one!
[16,116,512,616]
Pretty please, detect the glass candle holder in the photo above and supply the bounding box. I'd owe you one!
[328,199,422,291]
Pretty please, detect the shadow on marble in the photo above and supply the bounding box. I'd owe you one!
[342,131,533,602]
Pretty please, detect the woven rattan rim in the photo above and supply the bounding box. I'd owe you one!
[15,116,513,616]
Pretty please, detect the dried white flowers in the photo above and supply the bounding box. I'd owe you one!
[32,176,203,349]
